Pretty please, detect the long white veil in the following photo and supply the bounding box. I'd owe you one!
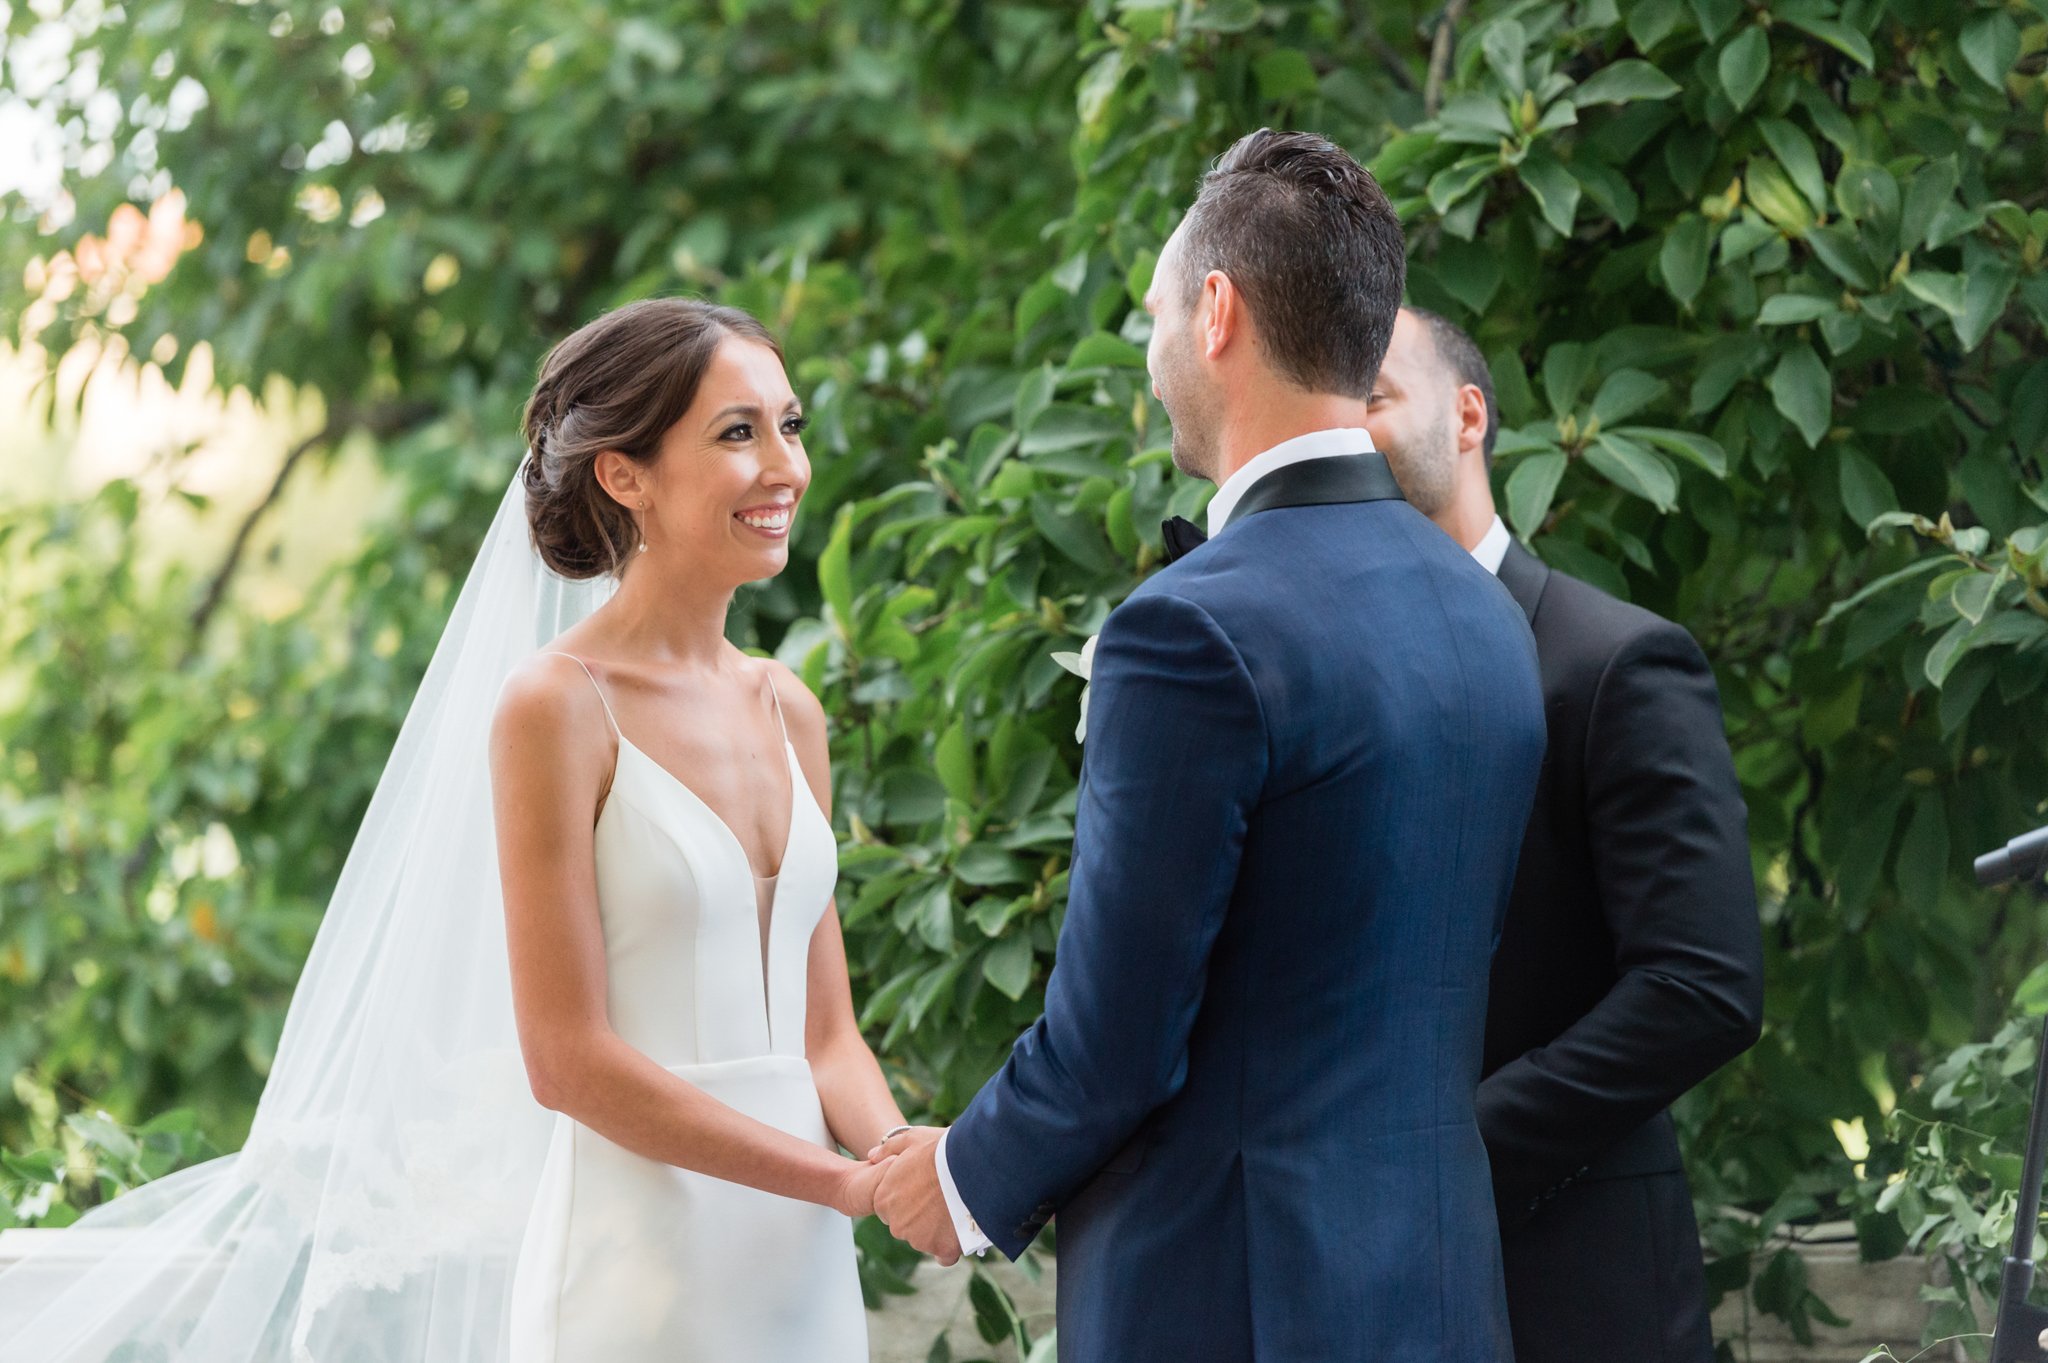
[0,460,617,1360]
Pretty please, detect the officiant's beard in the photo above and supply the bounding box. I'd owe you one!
[1380,407,1459,517]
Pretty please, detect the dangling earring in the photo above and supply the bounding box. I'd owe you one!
[638,501,649,554]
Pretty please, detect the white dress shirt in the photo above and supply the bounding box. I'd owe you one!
[1204,426,1379,536]
[933,1129,991,1256]
[933,427,1381,1259]
[1471,514,1510,575]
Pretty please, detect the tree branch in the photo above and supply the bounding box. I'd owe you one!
[182,412,344,657]
[124,397,436,892]
[181,398,436,659]
[1353,21,1420,95]
[1424,0,1473,118]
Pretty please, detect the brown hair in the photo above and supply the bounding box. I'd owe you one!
[521,298,782,579]
[1176,129,1406,399]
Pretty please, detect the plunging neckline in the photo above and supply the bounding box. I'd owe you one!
[545,650,810,1052]
[613,732,801,888]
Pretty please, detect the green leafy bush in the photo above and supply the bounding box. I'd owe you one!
[0,1107,216,1231]
[4,0,2046,1353]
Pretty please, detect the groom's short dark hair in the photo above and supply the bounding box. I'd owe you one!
[1177,129,1406,399]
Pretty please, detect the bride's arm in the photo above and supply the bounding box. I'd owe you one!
[490,654,888,1217]
[776,665,911,1156]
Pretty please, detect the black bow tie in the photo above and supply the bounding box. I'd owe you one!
[1161,516,1208,564]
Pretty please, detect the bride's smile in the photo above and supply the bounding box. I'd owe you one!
[735,499,795,538]
[629,336,812,585]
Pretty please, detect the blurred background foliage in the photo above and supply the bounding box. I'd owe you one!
[2,0,2046,1355]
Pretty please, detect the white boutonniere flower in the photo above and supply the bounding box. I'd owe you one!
[1050,634,1098,742]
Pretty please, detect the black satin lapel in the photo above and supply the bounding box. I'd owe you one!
[1496,538,1550,625]
[1230,452,1407,521]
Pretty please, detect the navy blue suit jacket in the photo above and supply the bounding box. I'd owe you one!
[947,485,1547,1363]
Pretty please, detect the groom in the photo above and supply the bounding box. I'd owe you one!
[873,130,1546,1362]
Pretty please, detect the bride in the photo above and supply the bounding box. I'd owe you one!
[0,297,904,1361]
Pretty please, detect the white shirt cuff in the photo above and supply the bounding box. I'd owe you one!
[934,1128,993,1257]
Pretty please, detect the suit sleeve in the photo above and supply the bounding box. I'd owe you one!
[1476,620,1763,1208]
[944,589,1266,1259]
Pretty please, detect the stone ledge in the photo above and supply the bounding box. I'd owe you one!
[869,1256,1056,1363]
[1707,1229,1965,1363]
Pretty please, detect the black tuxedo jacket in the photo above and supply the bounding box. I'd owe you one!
[1480,540,1764,1362]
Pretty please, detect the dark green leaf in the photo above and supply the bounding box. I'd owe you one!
[819,507,855,629]
[1901,271,1967,317]
[934,721,976,803]
[1955,264,2018,353]
[1757,293,1835,324]
[1585,433,1680,511]
[1769,344,1832,447]
[1571,160,1641,230]
[1629,0,1684,51]
[1437,95,1516,143]
[1923,617,1975,688]
[1066,332,1147,372]
[1504,450,1568,536]
[1757,119,1827,214]
[1818,310,1863,356]
[1837,447,1898,529]
[1482,19,1529,94]
[1717,28,1771,112]
[1818,558,1947,628]
[1900,159,1959,253]
[1571,59,1681,106]
[1659,215,1712,307]
[1021,404,1128,455]
[1028,494,1121,575]
[982,934,1035,1001]
[1541,342,1597,415]
[1615,426,1729,476]
[1186,0,1259,33]
[914,882,956,955]
[1690,0,1742,43]
[1590,369,1666,426]
[1804,224,1878,290]
[1959,12,2020,90]
[1781,15,1875,69]
[1518,152,1582,236]
[1432,236,1505,314]
[1427,155,1500,217]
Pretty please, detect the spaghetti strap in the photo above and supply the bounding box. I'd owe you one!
[543,651,621,740]
[764,666,791,749]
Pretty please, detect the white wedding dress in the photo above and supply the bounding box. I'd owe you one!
[507,654,867,1362]
[0,467,873,1362]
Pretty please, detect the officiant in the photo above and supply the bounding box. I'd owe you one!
[1366,306,1766,1363]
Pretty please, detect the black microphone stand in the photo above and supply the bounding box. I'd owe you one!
[1977,824,2048,1362]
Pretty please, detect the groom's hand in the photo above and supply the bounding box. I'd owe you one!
[866,1124,943,1162]
[870,1130,962,1265]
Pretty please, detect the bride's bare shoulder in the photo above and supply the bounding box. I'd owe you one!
[491,651,614,764]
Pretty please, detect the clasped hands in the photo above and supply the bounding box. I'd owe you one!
[839,1125,963,1265]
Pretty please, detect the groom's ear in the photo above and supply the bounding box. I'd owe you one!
[1201,269,1245,362]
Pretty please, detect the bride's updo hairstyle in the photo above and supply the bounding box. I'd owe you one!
[522,297,782,579]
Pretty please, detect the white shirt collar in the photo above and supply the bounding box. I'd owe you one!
[1206,428,1377,536]
[1471,515,1511,576]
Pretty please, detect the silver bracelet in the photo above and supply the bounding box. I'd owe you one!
[879,1124,913,1143]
